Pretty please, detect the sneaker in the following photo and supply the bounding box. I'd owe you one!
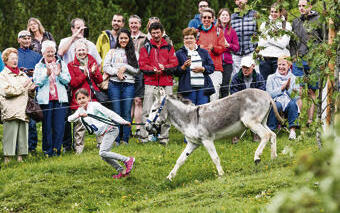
[135,129,141,138]
[253,134,261,142]
[112,172,125,179]
[148,134,158,142]
[232,136,239,144]
[124,157,135,174]
[289,129,296,140]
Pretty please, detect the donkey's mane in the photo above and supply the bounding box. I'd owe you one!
[169,94,195,106]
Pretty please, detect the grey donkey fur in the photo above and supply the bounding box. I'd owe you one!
[145,88,284,181]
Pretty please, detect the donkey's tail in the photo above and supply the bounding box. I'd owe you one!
[269,98,285,123]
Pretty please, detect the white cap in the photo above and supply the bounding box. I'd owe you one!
[240,56,255,68]
[18,30,31,38]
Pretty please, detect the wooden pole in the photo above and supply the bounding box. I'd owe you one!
[326,18,336,126]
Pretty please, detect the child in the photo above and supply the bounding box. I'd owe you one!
[68,88,135,179]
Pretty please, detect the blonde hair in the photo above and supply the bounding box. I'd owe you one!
[2,48,18,63]
[27,17,45,35]
[278,55,292,66]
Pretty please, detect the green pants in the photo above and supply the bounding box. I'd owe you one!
[3,120,28,156]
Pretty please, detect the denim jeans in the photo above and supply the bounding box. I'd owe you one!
[28,118,38,151]
[259,57,278,81]
[221,63,233,98]
[267,100,299,130]
[108,81,134,143]
[292,60,319,90]
[40,101,67,156]
[183,88,209,105]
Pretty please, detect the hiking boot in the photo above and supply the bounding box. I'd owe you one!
[124,157,135,174]
[289,129,296,140]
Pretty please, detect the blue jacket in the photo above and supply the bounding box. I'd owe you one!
[0,51,4,72]
[175,46,215,96]
[230,70,265,94]
[18,48,42,70]
[33,56,71,105]
[188,14,202,29]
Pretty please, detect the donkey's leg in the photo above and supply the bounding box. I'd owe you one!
[202,139,225,177]
[263,124,277,159]
[243,119,271,163]
[167,141,199,181]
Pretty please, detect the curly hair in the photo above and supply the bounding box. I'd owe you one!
[2,48,18,63]
[115,28,138,69]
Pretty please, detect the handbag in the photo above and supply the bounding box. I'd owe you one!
[26,96,43,122]
[86,77,109,103]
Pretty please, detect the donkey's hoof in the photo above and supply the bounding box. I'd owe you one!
[166,175,173,182]
[254,159,261,165]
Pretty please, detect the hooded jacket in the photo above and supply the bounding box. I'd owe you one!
[197,25,226,71]
[291,11,321,57]
[139,38,178,86]
[188,14,202,29]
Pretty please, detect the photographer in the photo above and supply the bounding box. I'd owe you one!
[17,30,42,153]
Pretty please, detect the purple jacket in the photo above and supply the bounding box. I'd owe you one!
[220,25,239,64]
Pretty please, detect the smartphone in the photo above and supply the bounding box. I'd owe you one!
[84,28,89,38]
[187,55,191,60]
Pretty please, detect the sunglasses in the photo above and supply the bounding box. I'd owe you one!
[202,16,212,19]
[199,5,208,8]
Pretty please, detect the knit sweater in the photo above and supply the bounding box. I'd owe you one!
[103,48,139,84]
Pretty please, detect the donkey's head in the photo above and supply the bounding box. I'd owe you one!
[145,88,168,135]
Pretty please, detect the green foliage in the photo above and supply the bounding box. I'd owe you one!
[266,126,340,213]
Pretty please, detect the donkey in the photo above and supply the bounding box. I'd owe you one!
[145,88,284,181]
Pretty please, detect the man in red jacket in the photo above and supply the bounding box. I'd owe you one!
[138,22,178,144]
[197,8,226,101]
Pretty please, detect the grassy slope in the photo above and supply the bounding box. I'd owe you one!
[0,126,318,212]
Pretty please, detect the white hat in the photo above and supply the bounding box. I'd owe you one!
[18,30,31,38]
[240,56,255,68]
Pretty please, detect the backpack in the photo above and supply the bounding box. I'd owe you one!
[143,38,172,56]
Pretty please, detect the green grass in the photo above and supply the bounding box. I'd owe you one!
[0,125,319,212]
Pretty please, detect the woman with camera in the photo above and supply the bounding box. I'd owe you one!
[103,28,139,145]
[67,39,103,153]
[175,27,215,106]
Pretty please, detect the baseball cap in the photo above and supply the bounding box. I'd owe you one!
[18,30,31,38]
[240,56,255,68]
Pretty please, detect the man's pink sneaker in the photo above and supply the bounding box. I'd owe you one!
[124,157,135,174]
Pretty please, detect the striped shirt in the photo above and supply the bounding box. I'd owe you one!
[188,49,204,87]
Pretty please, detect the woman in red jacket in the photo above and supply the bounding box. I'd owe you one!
[217,8,240,98]
[67,39,103,154]
[197,7,226,101]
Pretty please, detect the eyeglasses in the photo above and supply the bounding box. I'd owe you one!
[184,36,195,40]
[202,16,212,19]
[199,5,208,8]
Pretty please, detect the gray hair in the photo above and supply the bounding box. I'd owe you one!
[129,15,142,24]
[74,38,88,51]
[41,40,56,54]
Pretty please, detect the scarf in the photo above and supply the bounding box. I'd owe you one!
[272,69,294,111]
[6,65,20,75]
[201,24,213,32]
[77,55,88,66]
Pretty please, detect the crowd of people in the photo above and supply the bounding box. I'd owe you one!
[0,0,321,178]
